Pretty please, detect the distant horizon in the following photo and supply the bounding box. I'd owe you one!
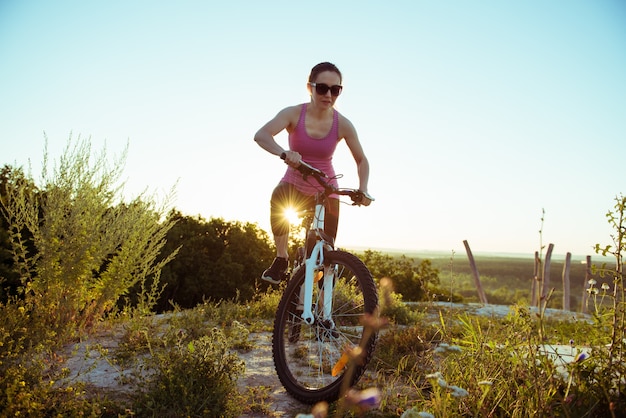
[342,245,613,262]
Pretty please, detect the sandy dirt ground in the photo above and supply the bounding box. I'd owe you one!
[59,325,308,417]
[58,303,589,416]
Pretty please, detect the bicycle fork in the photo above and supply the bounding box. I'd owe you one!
[299,203,336,327]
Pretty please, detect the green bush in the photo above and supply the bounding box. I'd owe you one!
[0,135,178,415]
[379,290,423,325]
[132,328,245,417]
[360,250,440,301]
[155,213,275,310]
[1,136,177,338]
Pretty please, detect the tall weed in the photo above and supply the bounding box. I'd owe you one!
[0,135,177,415]
[0,135,177,337]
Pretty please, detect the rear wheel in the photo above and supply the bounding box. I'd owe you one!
[272,250,378,404]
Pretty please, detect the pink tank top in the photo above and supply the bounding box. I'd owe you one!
[281,103,340,195]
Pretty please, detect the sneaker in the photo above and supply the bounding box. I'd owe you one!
[261,257,289,284]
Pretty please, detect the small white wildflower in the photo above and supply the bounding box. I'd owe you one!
[425,372,448,388]
[449,385,469,398]
[434,343,449,353]
[401,410,435,418]
[601,283,610,291]
[434,343,462,354]
[592,288,599,295]
[399,409,415,418]
[588,278,597,286]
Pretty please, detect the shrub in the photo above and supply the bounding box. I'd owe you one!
[360,250,440,301]
[132,328,245,417]
[379,290,423,325]
[0,134,178,415]
[0,135,177,338]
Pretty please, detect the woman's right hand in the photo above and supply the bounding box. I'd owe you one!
[282,150,302,168]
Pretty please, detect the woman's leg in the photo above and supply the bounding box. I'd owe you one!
[263,182,312,283]
[274,233,289,259]
[325,198,340,243]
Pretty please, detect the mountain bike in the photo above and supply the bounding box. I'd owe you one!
[271,153,379,404]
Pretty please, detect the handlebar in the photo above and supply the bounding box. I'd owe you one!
[280,152,374,205]
[280,152,328,179]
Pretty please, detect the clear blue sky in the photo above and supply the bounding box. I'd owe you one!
[1,0,625,258]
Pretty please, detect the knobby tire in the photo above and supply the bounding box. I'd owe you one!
[271,250,378,404]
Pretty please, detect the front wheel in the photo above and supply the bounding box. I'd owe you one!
[272,250,378,404]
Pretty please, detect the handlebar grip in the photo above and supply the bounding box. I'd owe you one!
[279,151,328,178]
[348,190,375,206]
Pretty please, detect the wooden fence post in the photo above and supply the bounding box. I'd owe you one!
[463,240,488,304]
[581,255,591,313]
[562,252,571,311]
[541,243,554,309]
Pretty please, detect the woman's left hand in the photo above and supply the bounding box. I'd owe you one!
[356,191,374,206]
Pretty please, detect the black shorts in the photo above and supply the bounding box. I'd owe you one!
[270,182,340,239]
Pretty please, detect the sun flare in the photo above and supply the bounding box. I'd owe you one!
[283,207,301,225]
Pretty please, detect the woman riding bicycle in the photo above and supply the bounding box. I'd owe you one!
[254,61,373,284]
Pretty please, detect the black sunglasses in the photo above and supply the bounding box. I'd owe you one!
[309,82,343,96]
